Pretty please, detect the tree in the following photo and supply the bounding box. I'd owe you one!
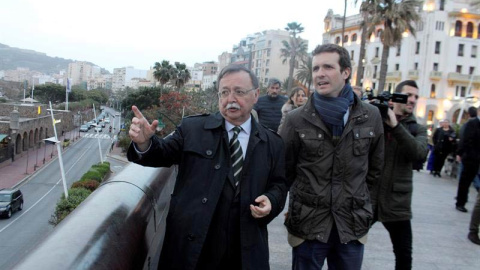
[282,22,307,92]
[173,62,191,90]
[368,0,421,93]
[153,60,174,86]
[34,83,65,103]
[355,0,376,87]
[295,55,313,93]
[341,0,348,47]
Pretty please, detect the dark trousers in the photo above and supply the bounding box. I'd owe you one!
[383,220,412,270]
[292,228,364,270]
[456,161,480,207]
[433,152,449,173]
[470,191,480,234]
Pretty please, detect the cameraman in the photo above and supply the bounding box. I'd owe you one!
[376,80,428,269]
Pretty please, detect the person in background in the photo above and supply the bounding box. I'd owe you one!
[455,106,480,213]
[376,80,428,270]
[253,78,288,131]
[127,64,288,269]
[457,106,480,192]
[277,87,307,133]
[431,119,456,177]
[279,44,384,269]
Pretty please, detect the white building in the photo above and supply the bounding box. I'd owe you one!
[112,67,148,92]
[323,0,480,126]
[67,61,100,87]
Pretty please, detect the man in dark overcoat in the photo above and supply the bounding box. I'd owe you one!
[127,64,288,270]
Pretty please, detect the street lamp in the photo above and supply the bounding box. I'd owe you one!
[156,111,178,133]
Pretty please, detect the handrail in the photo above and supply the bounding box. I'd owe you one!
[14,163,177,270]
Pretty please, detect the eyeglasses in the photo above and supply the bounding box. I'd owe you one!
[218,88,256,99]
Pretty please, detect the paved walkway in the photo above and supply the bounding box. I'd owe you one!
[268,170,480,269]
[2,135,479,269]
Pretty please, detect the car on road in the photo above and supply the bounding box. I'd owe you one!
[94,126,102,132]
[0,189,24,219]
[104,118,110,124]
[101,122,106,128]
[80,125,89,132]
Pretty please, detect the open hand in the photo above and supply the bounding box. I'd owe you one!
[250,195,271,219]
[129,105,158,151]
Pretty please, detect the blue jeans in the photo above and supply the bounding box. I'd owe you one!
[292,228,364,270]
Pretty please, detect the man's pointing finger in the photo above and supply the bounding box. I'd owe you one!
[132,105,145,119]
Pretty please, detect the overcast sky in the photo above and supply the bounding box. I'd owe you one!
[1,0,360,73]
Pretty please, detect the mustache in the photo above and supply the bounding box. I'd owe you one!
[226,103,241,110]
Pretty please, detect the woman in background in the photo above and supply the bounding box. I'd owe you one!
[277,87,307,133]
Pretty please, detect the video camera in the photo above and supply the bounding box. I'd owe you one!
[367,91,408,119]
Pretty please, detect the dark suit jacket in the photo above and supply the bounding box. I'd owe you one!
[127,112,287,270]
[457,117,480,165]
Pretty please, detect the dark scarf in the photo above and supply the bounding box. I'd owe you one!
[313,84,354,141]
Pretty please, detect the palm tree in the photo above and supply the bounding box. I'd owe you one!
[295,55,313,93]
[368,0,421,93]
[341,0,348,47]
[153,60,174,86]
[173,62,191,90]
[283,22,306,92]
[355,0,376,87]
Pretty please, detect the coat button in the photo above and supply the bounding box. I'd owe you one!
[318,134,322,138]
[206,150,212,156]
[365,115,368,118]
[214,164,221,169]
[202,198,208,204]
[355,133,359,138]
[187,234,195,241]
[300,134,305,138]
[311,113,316,116]
[369,131,374,136]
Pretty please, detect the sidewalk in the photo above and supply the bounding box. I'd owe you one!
[0,130,128,189]
[268,170,480,269]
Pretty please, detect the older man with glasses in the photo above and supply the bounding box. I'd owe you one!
[127,64,288,270]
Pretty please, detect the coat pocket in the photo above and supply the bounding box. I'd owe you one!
[352,127,375,156]
[390,182,412,211]
[297,129,324,157]
[351,194,373,237]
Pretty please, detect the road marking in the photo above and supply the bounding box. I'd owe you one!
[0,142,94,233]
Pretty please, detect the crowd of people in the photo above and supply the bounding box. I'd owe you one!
[126,44,479,269]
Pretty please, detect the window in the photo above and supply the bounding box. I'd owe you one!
[344,35,349,43]
[440,0,445,11]
[478,23,480,39]
[335,36,341,44]
[455,21,462,37]
[372,82,376,90]
[415,42,420,54]
[266,59,270,66]
[433,63,438,71]
[456,65,462,73]
[265,68,269,76]
[396,45,401,56]
[472,45,478,58]
[352,33,357,42]
[458,44,464,56]
[373,65,378,78]
[456,85,467,97]
[430,84,436,98]
[470,66,475,75]
[414,62,418,70]
[395,64,400,71]
[375,47,379,57]
[266,49,271,57]
[350,50,355,60]
[467,22,474,38]
[435,21,444,31]
[435,41,441,54]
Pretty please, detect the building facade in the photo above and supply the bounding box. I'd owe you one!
[323,0,480,126]
[111,67,148,92]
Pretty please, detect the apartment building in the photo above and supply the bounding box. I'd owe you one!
[323,0,480,126]
[112,66,148,92]
[67,61,101,86]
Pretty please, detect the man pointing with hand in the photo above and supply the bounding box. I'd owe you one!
[127,64,288,270]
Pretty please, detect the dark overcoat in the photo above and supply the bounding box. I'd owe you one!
[127,112,288,270]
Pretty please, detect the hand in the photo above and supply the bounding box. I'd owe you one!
[129,105,158,151]
[384,108,398,128]
[250,195,271,219]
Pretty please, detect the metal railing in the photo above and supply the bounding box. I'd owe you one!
[14,163,177,270]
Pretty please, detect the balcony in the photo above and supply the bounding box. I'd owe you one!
[429,71,442,81]
[408,70,419,80]
[447,72,480,87]
[386,71,402,81]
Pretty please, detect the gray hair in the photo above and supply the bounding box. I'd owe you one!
[217,64,259,90]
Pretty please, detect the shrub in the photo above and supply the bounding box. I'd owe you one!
[80,169,102,182]
[92,162,110,176]
[117,134,131,153]
[49,188,92,226]
[71,179,100,192]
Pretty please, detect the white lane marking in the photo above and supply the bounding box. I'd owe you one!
[0,142,94,233]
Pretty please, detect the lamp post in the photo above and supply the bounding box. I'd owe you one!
[156,111,178,133]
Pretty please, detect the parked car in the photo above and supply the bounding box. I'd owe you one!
[0,189,24,219]
[101,122,106,128]
[80,125,89,132]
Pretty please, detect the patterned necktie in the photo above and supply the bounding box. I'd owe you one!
[229,126,243,187]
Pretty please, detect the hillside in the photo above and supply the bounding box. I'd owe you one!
[0,43,108,75]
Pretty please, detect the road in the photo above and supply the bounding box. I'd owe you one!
[0,112,127,270]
